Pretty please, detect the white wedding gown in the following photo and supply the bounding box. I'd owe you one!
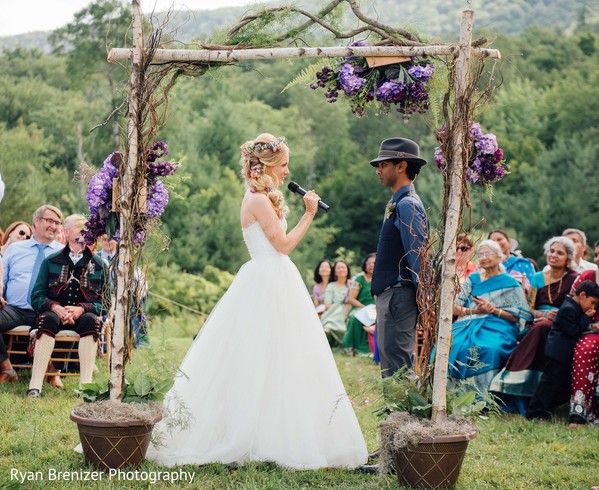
[147,219,368,469]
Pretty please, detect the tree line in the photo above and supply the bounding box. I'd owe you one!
[0,1,598,309]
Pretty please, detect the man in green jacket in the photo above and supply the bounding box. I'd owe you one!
[27,214,107,398]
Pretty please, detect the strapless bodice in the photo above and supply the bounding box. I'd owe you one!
[242,219,287,258]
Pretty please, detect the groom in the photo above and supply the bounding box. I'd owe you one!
[370,137,428,378]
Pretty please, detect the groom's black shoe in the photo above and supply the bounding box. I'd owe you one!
[358,464,379,474]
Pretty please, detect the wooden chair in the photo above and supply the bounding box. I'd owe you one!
[4,322,112,377]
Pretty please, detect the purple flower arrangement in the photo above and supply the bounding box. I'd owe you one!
[310,42,435,117]
[434,121,508,187]
[83,141,179,246]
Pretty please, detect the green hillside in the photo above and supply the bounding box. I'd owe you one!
[1,0,597,52]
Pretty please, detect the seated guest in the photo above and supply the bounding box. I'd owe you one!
[489,229,535,291]
[321,260,351,346]
[448,240,532,393]
[593,240,599,268]
[456,233,477,286]
[1,221,32,256]
[569,270,599,426]
[490,236,579,413]
[526,281,599,420]
[312,259,332,316]
[341,253,376,356]
[26,214,107,397]
[0,206,63,383]
[561,228,598,273]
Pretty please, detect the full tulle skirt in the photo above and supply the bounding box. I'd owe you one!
[147,253,368,469]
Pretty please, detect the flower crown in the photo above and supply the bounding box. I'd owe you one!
[240,136,286,158]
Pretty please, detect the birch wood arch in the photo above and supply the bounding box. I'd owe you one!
[106,0,501,425]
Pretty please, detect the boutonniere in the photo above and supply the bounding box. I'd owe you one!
[385,201,396,219]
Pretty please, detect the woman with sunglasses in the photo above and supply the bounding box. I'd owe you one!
[456,233,477,286]
[1,221,32,256]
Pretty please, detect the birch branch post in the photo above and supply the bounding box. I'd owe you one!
[110,0,143,401]
[430,10,474,425]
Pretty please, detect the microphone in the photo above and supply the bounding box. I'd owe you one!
[287,181,330,212]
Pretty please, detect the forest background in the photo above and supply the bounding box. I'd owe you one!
[1,0,598,326]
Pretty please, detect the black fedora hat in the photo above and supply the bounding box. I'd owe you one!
[369,137,427,167]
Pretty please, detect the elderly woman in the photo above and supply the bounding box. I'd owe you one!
[448,240,532,393]
[490,236,579,413]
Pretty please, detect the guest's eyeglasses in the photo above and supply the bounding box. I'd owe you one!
[457,246,471,252]
[18,230,31,239]
[39,217,61,226]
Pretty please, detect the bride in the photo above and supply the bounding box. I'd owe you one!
[148,133,368,469]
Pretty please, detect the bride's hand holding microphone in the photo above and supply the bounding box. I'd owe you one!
[303,190,320,216]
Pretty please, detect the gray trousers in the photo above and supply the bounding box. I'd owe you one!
[375,286,418,378]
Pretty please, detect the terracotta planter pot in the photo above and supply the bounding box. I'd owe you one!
[393,431,477,489]
[71,411,161,470]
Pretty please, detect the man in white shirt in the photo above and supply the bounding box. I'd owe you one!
[562,228,598,273]
[0,205,64,383]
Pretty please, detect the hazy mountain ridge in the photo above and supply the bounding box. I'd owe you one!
[1,0,595,52]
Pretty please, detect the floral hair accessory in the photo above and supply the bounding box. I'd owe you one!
[249,163,263,179]
[241,136,286,158]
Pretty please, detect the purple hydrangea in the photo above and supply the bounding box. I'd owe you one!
[146,180,169,218]
[338,63,366,96]
[376,81,402,102]
[408,64,435,82]
[434,121,508,187]
[84,141,178,246]
[469,122,484,140]
[475,133,499,155]
[102,152,121,179]
[87,169,113,214]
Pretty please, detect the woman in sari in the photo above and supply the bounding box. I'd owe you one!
[569,269,599,426]
[341,253,376,356]
[489,229,535,293]
[490,236,579,413]
[449,240,532,393]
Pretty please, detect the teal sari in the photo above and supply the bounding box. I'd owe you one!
[448,272,532,392]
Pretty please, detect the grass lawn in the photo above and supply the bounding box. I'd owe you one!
[1,319,598,489]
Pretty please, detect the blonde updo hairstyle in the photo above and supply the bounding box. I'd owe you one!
[240,133,289,218]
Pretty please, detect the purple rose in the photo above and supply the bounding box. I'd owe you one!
[495,147,504,162]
